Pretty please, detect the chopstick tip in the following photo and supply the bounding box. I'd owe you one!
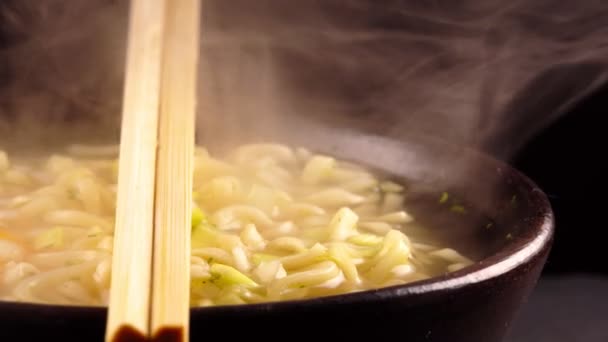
[109,325,184,342]
[110,325,148,342]
[152,326,185,342]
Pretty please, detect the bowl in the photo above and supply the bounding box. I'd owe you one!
[0,128,553,342]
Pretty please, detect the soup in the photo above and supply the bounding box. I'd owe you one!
[0,143,471,307]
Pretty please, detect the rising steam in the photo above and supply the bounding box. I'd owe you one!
[0,0,127,151]
[2,0,608,159]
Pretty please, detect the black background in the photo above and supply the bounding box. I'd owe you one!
[514,81,608,276]
[506,77,608,342]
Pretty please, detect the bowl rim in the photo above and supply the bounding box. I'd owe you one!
[0,133,554,314]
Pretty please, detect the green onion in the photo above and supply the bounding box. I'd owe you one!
[450,204,466,214]
[191,205,205,229]
[191,225,219,248]
[87,226,104,238]
[251,253,280,266]
[209,263,258,287]
[34,227,64,250]
[510,195,518,208]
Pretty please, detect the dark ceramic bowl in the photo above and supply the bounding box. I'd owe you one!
[0,128,553,342]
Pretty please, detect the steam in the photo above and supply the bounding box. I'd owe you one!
[0,0,127,150]
[2,0,608,159]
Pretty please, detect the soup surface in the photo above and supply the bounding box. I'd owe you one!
[0,143,471,306]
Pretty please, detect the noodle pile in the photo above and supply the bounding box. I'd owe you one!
[0,144,471,307]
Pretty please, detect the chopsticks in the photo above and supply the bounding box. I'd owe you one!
[151,0,200,340]
[105,0,200,341]
[105,0,165,340]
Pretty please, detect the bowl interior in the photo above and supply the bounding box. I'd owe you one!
[201,123,551,266]
[0,122,552,313]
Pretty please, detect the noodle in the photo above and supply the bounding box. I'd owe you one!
[0,143,472,307]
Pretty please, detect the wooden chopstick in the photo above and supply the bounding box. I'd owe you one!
[105,0,166,341]
[106,0,200,341]
[150,0,201,340]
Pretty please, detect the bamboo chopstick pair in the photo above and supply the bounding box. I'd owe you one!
[105,0,200,341]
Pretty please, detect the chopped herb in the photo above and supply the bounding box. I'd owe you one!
[193,191,201,201]
[209,272,221,283]
[439,192,449,204]
[209,264,258,287]
[299,285,306,289]
[34,227,64,250]
[87,226,104,238]
[450,205,466,214]
[251,253,280,265]
[207,257,215,264]
[67,188,78,200]
[191,206,206,229]
[510,195,518,208]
